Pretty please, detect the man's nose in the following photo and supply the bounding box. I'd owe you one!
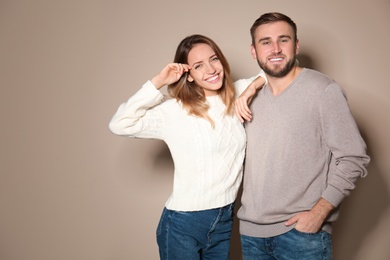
[271,42,281,53]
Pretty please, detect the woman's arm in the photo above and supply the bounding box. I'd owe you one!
[108,63,190,138]
[108,81,165,138]
[234,75,266,123]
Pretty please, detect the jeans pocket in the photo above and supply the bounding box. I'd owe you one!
[285,229,332,259]
[292,227,321,236]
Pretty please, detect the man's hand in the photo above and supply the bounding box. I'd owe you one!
[285,198,335,233]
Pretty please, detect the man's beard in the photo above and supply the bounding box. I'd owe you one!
[258,55,296,78]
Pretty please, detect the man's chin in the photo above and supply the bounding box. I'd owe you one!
[264,68,289,78]
[262,63,296,78]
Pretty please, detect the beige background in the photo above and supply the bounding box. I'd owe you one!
[1,0,389,259]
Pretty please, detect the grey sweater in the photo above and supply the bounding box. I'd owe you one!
[237,68,370,237]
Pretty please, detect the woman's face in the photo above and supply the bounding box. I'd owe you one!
[187,43,224,96]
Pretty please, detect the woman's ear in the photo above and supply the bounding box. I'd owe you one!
[187,74,194,82]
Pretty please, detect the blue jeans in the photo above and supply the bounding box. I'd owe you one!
[241,228,332,260]
[156,203,234,260]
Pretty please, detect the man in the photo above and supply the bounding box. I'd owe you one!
[234,12,370,259]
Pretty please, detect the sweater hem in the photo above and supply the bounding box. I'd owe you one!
[164,192,237,212]
[239,220,333,238]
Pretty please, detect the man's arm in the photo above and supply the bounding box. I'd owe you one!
[285,197,335,233]
[286,81,369,233]
[319,82,370,206]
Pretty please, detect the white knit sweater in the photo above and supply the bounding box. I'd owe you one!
[109,81,246,211]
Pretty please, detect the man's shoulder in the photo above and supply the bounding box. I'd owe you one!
[300,68,345,96]
[302,68,334,83]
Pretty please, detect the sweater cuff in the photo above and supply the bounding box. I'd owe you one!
[322,185,345,207]
[144,80,164,95]
[256,70,268,85]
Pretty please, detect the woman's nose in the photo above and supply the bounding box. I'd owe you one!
[205,63,216,74]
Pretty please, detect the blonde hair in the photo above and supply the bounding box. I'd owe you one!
[167,34,235,127]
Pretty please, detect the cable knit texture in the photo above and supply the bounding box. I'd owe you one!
[109,81,246,211]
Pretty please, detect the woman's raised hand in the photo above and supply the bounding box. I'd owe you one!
[151,63,191,89]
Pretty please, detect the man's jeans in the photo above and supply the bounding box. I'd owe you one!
[241,228,332,260]
[156,203,234,260]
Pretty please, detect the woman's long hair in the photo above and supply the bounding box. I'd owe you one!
[167,34,235,126]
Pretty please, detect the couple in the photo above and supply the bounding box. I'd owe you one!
[109,12,370,260]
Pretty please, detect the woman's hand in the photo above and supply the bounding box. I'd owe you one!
[234,76,266,123]
[151,63,191,89]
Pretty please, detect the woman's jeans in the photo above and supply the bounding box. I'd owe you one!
[241,228,332,260]
[156,203,234,260]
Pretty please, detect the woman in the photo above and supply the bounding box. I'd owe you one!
[109,34,265,259]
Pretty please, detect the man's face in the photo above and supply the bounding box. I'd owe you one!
[251,21,299,78]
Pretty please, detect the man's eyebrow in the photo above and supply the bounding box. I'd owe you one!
[279,35,292,39]
[258,37,271,43]
[258,35,292,43]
